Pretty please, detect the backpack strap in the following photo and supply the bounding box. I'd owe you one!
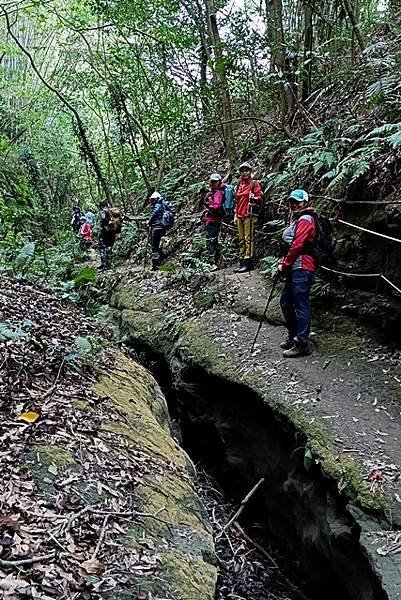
[235,179,255,197]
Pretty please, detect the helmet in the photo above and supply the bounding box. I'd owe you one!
[288,189,309,203]
[209,173,222,181]
[150,191,162,199]
[239,162,252,171]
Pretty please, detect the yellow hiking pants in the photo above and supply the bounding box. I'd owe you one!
[237,216,257,259]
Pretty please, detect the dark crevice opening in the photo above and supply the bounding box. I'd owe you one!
[126,339,388,600]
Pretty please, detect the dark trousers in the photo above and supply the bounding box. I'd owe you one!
[205,222,221,264]
[280,269,314,345]
[99,232,115,268]
[151,226,165,268]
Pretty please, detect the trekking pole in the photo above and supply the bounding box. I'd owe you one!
[250,271,280,354]
[248,202,253,276]
[143,229,151,271]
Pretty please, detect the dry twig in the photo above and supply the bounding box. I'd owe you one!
[219,478,265,535]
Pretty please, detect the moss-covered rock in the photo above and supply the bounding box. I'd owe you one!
[24,351,216,600]
[95,353,216,599]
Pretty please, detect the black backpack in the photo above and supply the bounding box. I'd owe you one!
[160,198,175,229]
[309,214,335,266]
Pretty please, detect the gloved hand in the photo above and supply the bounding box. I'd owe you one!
[277,263,288,278]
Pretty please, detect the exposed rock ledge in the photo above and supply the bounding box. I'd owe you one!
[23,351,216,600]
[105,273,401,600]
[94,352,217,599]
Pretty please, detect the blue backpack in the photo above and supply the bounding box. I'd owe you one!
[223,184,235,211]
[161,198,175,229]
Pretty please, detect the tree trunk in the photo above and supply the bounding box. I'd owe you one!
[199,40,210,120]
[204,0,237,167]
[301,0,313,102]
[265,0,296,123]
[341,0,365,52]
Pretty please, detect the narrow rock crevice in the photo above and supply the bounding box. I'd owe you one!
[129,341,389,600]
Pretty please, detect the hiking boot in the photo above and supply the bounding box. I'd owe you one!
[283,343,311,358]
[235,259,250,273]
[233,260,245,273]
[280,335,295,350]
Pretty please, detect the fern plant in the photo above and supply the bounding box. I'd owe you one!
[321,144,379,192]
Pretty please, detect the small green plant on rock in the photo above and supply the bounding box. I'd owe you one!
[194,286,218,310]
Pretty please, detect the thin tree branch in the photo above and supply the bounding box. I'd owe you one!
[1,6,111,202]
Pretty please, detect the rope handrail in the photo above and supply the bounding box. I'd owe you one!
[321,266,401,296]
[320,266,381,277]
[337,218,401,244]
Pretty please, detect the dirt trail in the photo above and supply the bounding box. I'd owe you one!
[215,268,401,502]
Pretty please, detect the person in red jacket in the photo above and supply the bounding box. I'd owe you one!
[278,189,317,358]
[233,162,263,273]
[203,173,224,268]
[78,216,93,248]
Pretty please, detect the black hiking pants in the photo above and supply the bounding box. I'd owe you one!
[151,226,166,269]
[99,231,116,269]
[205,222,221,264]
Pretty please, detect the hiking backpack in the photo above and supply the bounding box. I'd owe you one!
[160,198,175,230]
[221,184,234,221]
[107,207,123,233]
[304,214,334,266]
[313,214,335,265]
[223,184,235,211]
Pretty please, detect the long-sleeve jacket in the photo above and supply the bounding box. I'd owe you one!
[203,187,224,224]
[149,200,165,228]
[281,208,317,271]
[79,222,92,242]
[234,179,263,218]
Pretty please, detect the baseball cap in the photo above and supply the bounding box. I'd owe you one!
[288,189,309,203]
[209,173,222,181]
[239,162,252,171]
[150,191,162,199]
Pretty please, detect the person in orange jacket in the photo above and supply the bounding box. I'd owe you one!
[233,162,263,273]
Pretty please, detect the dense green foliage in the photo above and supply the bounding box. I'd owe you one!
[0,0,399,282]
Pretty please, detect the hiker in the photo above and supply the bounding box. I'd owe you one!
[203,173,224,268]
[85,210,95,226]
[98,201,122,270]
[78,215,93,247]
[222,174,235,223]
[71,205,82,233]
[278,189,316,358]
[233,162,263,273]
[148,191,174,270]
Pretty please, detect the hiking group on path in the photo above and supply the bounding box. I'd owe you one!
[71,165,331,359]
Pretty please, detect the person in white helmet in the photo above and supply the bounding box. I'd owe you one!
[148,190,174,270]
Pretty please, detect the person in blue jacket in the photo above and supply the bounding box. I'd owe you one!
[148,191,168,270]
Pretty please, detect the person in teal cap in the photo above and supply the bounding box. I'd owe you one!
[278,189,317,357]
